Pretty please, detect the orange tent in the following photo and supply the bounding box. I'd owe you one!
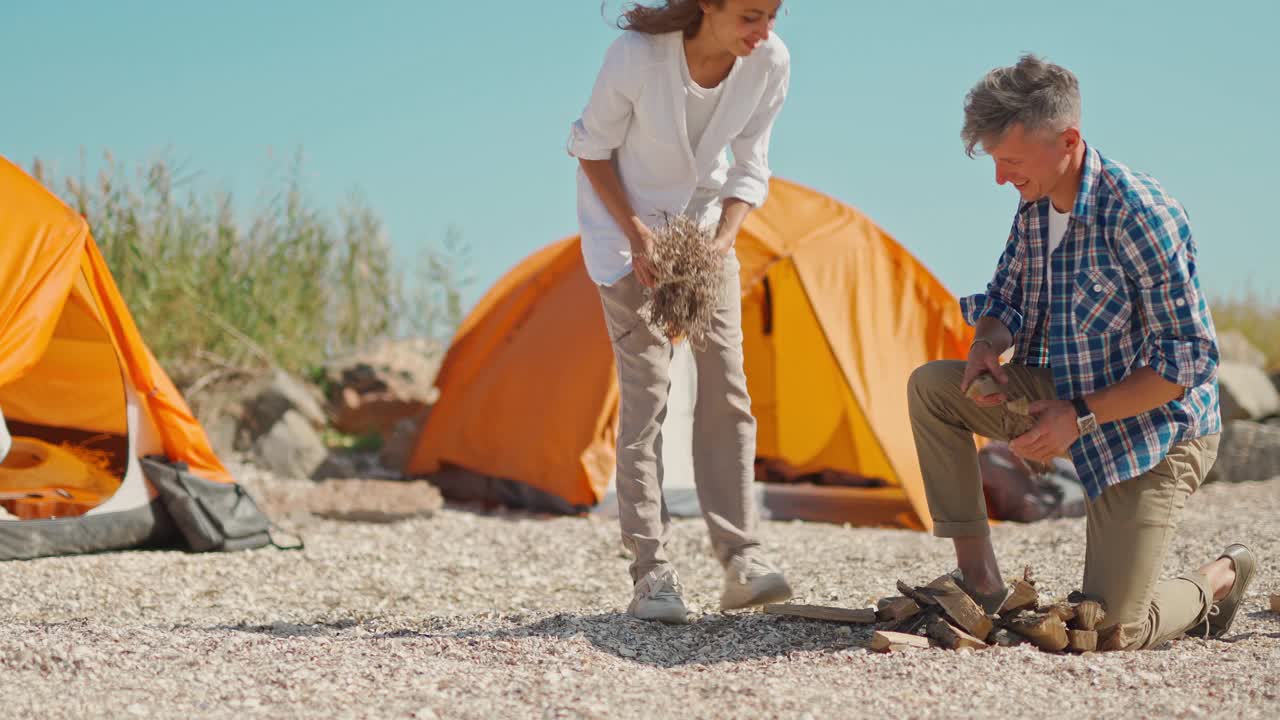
[0,156,233,558]
[407,179,973,529]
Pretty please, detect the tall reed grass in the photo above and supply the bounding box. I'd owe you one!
[29,151,469,381]
[1211,287,1280,370]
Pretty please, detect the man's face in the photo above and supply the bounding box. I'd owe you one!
[985,123,1077,203]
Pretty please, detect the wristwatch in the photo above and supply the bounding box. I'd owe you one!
[1071,397,1098,436]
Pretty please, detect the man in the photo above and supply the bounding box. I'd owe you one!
[906,54,1256,650]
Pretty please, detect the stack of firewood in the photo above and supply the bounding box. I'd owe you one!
[765,567,1119,653]
[873,568,1114,653]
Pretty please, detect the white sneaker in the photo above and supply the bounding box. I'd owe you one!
[720,554,793,611]
[628,566,691,624]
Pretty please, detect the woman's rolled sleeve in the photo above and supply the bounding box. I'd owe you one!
[567,35,643,161]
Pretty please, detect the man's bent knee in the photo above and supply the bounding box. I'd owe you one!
[909,360,964,406]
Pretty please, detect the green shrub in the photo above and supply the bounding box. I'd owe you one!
[29,151,469,382]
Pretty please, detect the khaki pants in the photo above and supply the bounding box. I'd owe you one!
[598,254,760,583]
[907,360,1219,649]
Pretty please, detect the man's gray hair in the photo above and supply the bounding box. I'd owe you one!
[962,54,1082,157]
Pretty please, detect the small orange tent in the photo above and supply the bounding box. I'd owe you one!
[407,179,973,529]
[0,156,234,559]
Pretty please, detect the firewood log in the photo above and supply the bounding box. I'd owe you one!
[764,604,877,624]
[1005,613,1069,652]
[870,631,930,653]
[927,619,989,650]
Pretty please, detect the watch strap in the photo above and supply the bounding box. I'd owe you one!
[1071,396,1092,419]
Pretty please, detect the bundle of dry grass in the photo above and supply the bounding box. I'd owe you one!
[639,214,723,344]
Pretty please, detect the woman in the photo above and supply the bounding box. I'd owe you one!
[568,0,791,623]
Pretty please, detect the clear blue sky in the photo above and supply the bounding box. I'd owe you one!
[4,1,1277,312]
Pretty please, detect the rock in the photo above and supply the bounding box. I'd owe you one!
[311,453,359,481]
[201,413,239,463]
[1217,361,1280,422]
[324,339,442,436]
[242,369,327,438]
[1208,420,1280,484]
[253,410,329,480]
[185,368,324,457]
[305,479,443,522]
[332,389,434,438]
[181,369,264,459]
[312,451,404,482]
[379,410,431,472]
[1217,330,1268,369]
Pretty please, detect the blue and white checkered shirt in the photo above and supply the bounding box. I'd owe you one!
[961,145,1221,498]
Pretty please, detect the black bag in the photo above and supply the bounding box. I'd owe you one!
[142,456,299,552]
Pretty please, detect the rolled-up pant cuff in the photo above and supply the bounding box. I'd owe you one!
[1179,571,1215,629]
[931,519,992,539]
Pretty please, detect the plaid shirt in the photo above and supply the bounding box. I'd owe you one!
[961,145,1221,498]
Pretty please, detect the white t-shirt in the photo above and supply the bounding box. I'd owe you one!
[1046,204,1070,295]
[681,53,726,151]
[681,54,728,228]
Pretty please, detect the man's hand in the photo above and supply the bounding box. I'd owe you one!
[960,340,1009,407]
[628,217,658,288]
[1008,399,1080,464]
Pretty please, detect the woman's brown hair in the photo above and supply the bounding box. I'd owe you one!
[615,1,722,38]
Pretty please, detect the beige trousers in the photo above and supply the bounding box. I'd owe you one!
[907,360,1220,649]
[597,254,760,582]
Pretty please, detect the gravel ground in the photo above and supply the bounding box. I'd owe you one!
[2,466,1277,720]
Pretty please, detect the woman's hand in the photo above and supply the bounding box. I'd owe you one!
[628,217,658,288]
[711,230,735,256]
[713,198,752,256]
